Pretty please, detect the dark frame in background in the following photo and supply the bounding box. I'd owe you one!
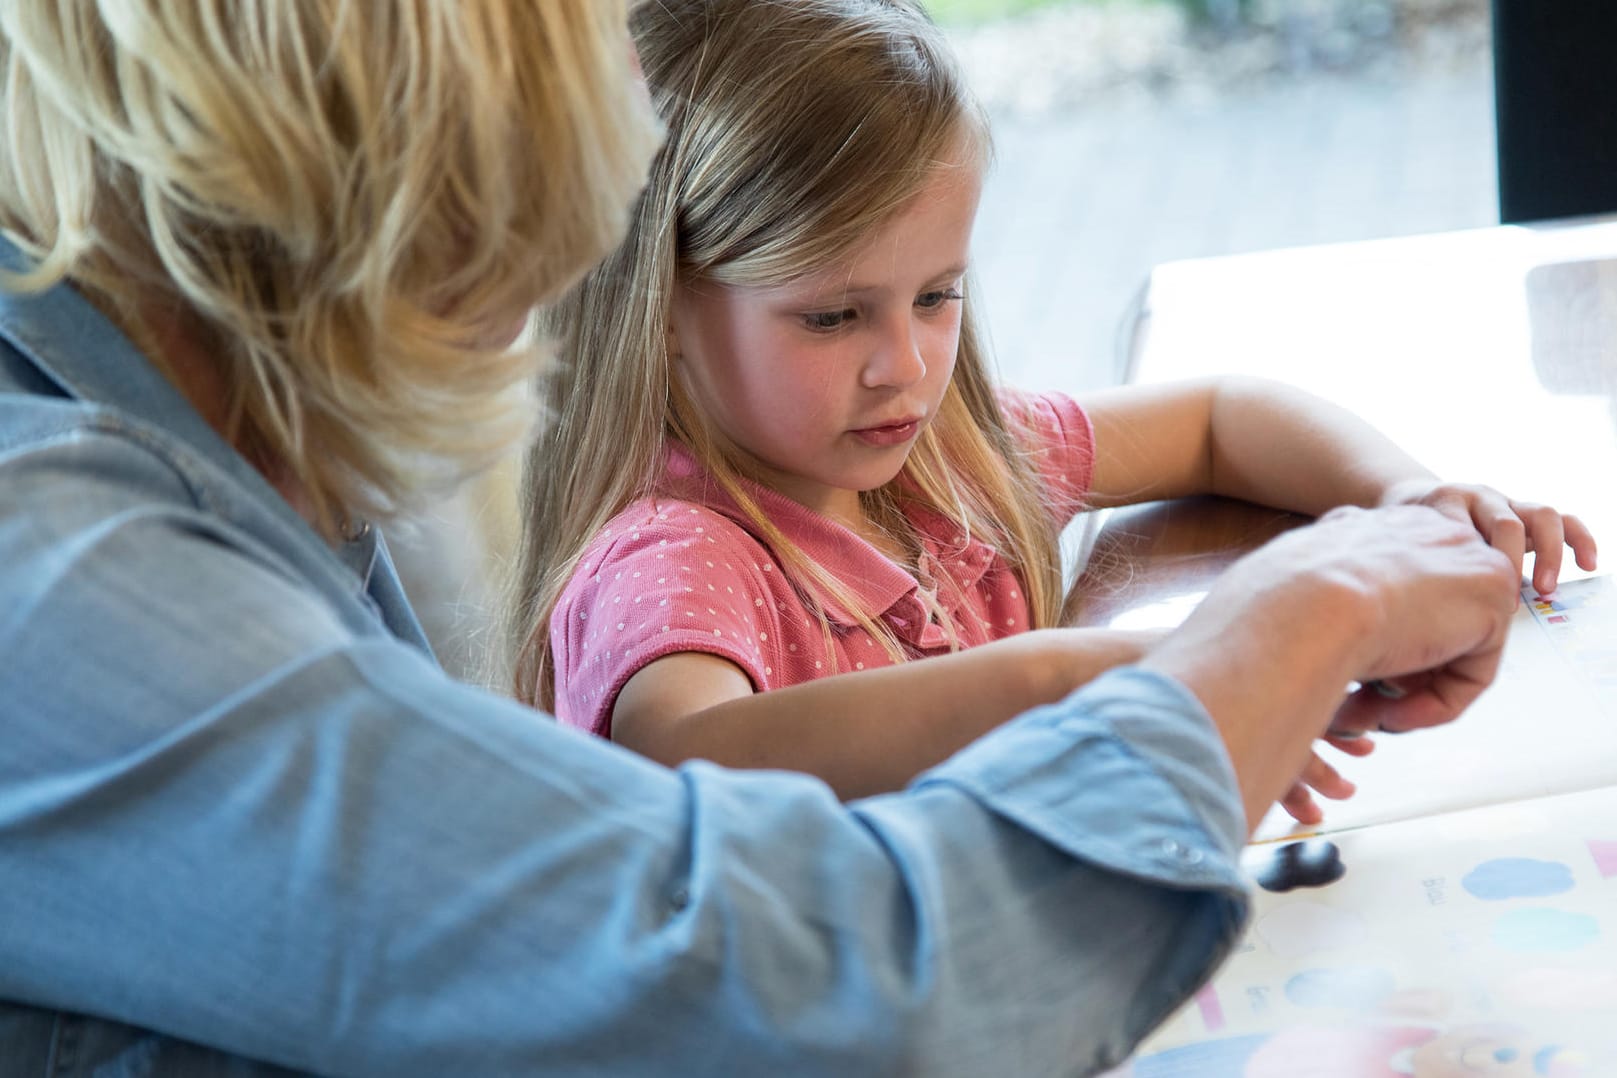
[1493,0,1617,223]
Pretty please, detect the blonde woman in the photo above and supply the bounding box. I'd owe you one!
[0,0,1531,1074]
[512,0,1592,814]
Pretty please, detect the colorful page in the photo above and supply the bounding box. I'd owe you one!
[1252,574,1617,844]
[1112,782,1617,1075]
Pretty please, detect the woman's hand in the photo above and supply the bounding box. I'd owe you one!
[1380,478,1598,595]
[1276,733,1376,825]
[1141,504,1521,831]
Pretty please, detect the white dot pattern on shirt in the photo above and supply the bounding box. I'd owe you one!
[567,497,1032,730]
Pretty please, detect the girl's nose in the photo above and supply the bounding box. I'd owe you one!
[861,316,927,389]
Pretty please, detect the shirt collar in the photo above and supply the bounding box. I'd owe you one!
[0,237,424,644]
[659,442,998,640]
[0,237,290,513]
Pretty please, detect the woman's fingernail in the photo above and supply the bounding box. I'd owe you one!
[1366,679,1406,699]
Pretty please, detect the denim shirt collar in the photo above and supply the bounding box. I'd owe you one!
[0,236,430,651]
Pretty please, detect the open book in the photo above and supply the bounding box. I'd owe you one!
[1111,574,1617,1076]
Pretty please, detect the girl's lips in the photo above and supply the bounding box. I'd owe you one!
[851,419,920,447]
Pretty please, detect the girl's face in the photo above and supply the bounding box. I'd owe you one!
[670,153,983,525]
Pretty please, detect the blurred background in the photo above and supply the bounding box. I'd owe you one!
[404,0,1498,685]
[950,0,1493,393]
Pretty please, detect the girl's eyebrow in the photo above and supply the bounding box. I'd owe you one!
[922,263,970,286]
[802,263,970,301]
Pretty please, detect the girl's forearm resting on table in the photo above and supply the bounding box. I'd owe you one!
[1084,376,1433,515]
[1203,378,1435,515]
[1085,376,1596,594]
[611,628,1159,801]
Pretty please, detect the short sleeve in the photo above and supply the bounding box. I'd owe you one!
[550,502,783,737]
[998,388,1096,526]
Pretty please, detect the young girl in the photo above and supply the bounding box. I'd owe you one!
[509,0,1595,816]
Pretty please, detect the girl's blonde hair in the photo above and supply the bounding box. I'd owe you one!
[510,0,1065,708]
[0,0,660,536]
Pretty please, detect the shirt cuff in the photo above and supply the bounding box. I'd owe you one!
[919,666,1249,898]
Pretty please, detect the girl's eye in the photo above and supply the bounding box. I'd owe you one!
[803,308,855,331]
[916,287,964,311]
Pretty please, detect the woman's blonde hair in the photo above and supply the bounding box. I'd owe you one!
[510,0,1065,708]
[0,0,660,535]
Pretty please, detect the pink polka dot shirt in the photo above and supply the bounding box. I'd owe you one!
[550,390,1095,736]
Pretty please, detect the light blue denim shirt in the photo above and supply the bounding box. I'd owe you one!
[0,249,1251,1077]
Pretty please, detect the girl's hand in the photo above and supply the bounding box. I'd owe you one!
[1379,479,1598,595]
[1278,734,1375,825]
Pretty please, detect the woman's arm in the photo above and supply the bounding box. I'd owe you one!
[611,628,1157,801]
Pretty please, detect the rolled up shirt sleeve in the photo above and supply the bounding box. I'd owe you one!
[0,434,1250,1078]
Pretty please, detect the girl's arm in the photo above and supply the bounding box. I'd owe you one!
[1080,375,1596,593]
[611,628,1159,801]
